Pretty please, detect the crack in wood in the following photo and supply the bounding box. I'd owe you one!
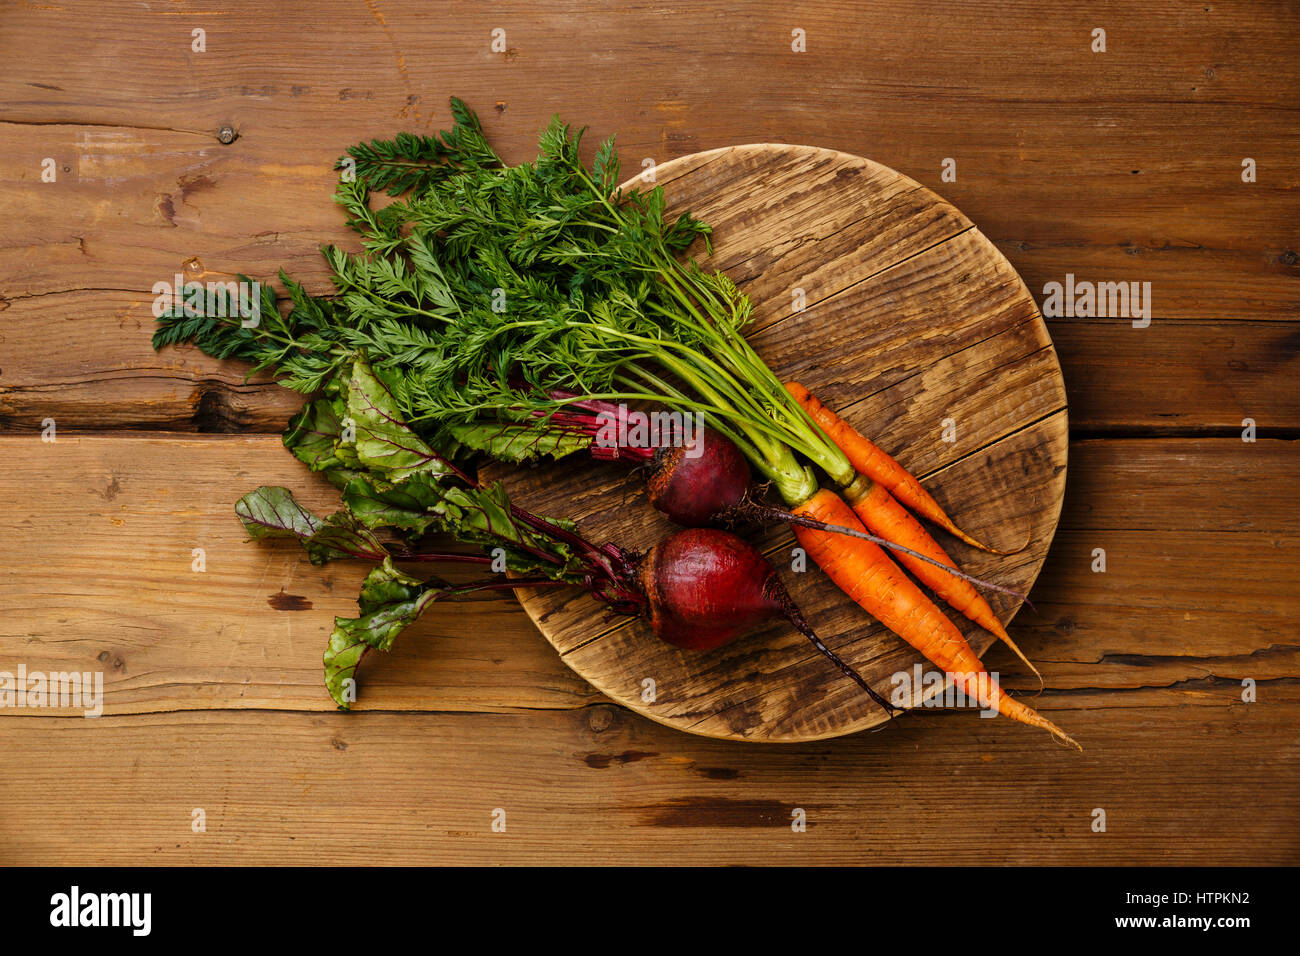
[0,118,210,136]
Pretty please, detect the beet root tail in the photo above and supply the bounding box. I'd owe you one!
[768,578,897,718]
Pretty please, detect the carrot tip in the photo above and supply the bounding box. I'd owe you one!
[1037,714,1082,751]
[1055,730,1084,752]
[998,687,1080,750]
[998,634,1045,695]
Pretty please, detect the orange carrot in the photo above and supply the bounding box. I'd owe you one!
[786,381,1019,555]
[792,488,1077,748]
[842,473,1043,690]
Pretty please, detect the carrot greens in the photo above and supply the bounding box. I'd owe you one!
[155,98,852,505]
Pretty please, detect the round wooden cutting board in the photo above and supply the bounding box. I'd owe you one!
[499,144,1068,743]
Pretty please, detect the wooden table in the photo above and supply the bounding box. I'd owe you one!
[1,1,1296,865]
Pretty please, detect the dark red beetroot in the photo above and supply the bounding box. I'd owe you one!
[638,527,782,650]
[645,427,751,528]
[637,527,896,713]
[531,397,748,528]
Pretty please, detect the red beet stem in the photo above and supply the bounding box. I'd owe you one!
[506,503,646,613]
[443,576,571,594]
[393,550,494,564]
[538,390,669,463]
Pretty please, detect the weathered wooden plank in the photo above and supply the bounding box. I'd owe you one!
[1060,438,1300,533]
[1013,529,1298,665]
[0,289,304,432]
[0,435,1292,719]
[1050,320,1300,434]
[998,437,1300,687]
[6,2,1298,120]
[5,108,1293,317]
[2,687,1295,865]
[0,433,598,715]
[1,121,1291,433]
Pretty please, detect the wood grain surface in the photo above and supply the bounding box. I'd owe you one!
[501,143,1067,741]
[1,0,1296,865]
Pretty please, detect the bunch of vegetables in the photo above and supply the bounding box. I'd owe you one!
[155,98,1077,747]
